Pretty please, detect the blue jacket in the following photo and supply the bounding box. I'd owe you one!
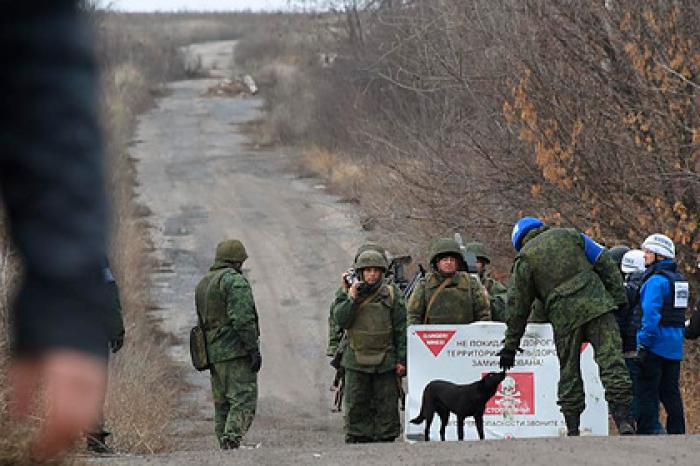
[637,260,685,360]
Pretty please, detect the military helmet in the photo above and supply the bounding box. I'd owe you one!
[511,217,544,251]
[428,238,463,267]
[608,245,631,267]
[354,242,388,263]
[353,250,388,271]
[215,239,248,263]
[465,242,490,263]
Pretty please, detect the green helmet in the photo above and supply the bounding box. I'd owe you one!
[215,239,248,263]
[353,250,388,271]
[428,238,463,267]
[354,242,388,263]
[608,245,630,267]
[465,242,490,263]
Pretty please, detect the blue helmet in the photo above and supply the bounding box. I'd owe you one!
[511,217,544,251]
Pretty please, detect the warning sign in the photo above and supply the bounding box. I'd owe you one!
[405,323,608,441]
[415,330,456,356]
[486,372,535,416]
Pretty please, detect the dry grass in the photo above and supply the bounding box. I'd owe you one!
[298,146,361,197]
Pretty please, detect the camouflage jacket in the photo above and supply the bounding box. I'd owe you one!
[195,261,260,363]
[504,226,626,351]
[407,272,490,326]
[334,283,407,374]
[326,287,346,357]
[327,280,402,357]
[480,270,508,322]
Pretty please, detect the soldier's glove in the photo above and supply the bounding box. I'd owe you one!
[249,348,262,373]
[497,347,523,371]
[109,332,125,353]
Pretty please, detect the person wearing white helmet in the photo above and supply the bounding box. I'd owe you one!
[614,249,666,433]
[616,250,646,358]
[636,234,687,435]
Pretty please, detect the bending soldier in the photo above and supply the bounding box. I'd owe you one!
[498,217,634,436]
[333,251,407,443]
[407,238,490,325]
[465,242,508,321]
[195,240,261,449]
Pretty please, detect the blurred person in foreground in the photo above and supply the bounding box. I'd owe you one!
[1,2,112,462]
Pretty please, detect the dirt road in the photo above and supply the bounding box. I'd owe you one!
[102,41,699,465]
[129,40,360,451]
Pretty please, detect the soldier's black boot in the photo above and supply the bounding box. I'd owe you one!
[221,438,240,450]
[611,405,635,435]
[564,415,580,436]
[87,432,114,454]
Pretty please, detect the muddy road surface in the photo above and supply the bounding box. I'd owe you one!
[101,41,699,465]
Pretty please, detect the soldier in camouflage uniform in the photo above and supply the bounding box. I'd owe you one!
[498,217,634,436]
[334,250,407,443]
[465,242,508,321]
[195,240,261,449]
[407,238,490,325]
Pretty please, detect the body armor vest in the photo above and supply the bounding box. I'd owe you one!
[348,285,394,366]
[424,272,475,324]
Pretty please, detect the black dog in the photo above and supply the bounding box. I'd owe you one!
[410,371,506,441]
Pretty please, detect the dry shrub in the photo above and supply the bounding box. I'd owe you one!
[681,342,700,432]
[298,146,361,196]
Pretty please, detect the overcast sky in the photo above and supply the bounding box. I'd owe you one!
[112,0,294,12]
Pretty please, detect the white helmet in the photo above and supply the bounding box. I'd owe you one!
[641,233,675,259]
[621,249,646,273]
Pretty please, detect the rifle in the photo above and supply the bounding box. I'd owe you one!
[387,255,412,293]
[329,336,347,413]
[397,375,406,411]
[403,264,427,300]
[330,367,345,413]
[454,232,479,275]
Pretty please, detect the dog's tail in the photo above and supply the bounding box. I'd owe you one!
[409,413,424,425]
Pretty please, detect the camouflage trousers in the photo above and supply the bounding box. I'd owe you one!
[210,357,257,446]
[554,312,632,417]
[344,369,400,443]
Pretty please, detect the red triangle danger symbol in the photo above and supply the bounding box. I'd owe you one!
[416,330,456,357]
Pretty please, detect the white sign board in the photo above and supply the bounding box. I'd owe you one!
[405,323,608,441]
